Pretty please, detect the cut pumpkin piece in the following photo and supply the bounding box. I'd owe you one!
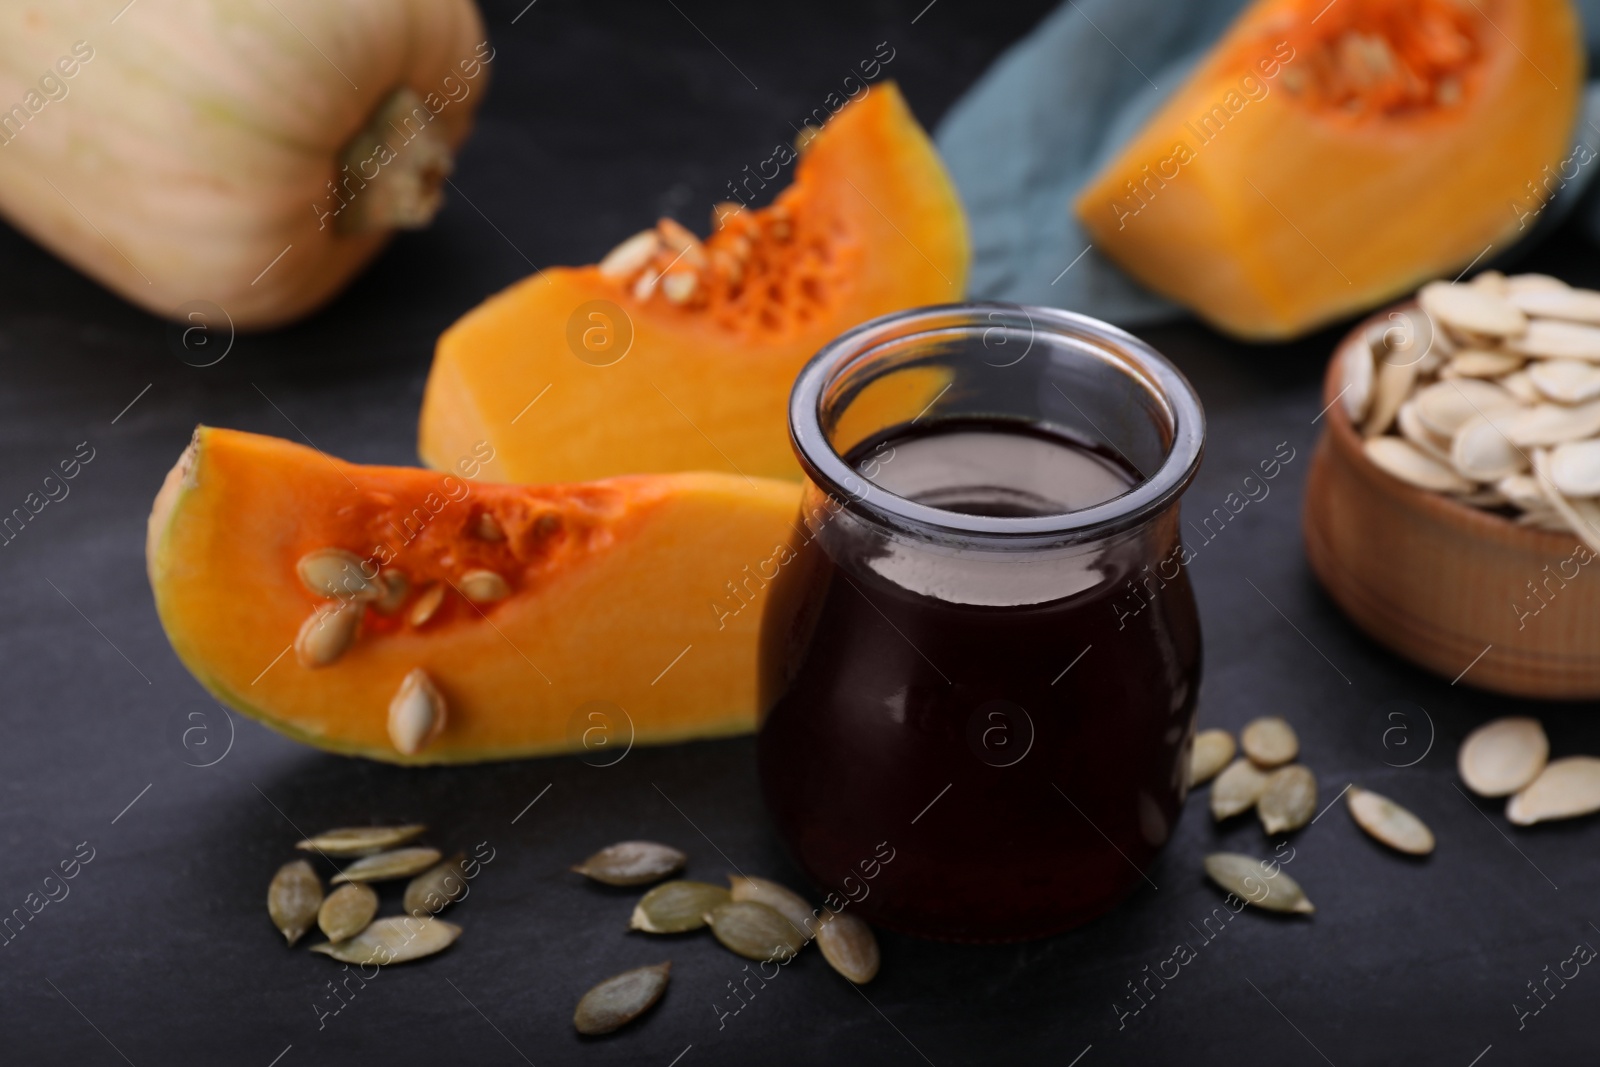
[419,81,969,484]
[1075,0,1583,340]
[147,427,801,764]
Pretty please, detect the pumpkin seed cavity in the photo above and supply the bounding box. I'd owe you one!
[268,859,323,946]
[630,880,730,934]
[332,847,443,884]
[1203,853,1314,914]
[572,841,687,886]
[574,962,671,1035]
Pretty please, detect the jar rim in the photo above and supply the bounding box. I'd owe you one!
[787,302,1206,545]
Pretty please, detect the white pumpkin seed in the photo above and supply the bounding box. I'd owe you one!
[1362,355,1417,437]
[1241,716,1299,768]
[1189,729,1236,787]
[1258,765,1317,835]
[1346,786,1434,855]
[1497,473,1548,510]
[598,230,662,280]
[1340,337,1374,422]
[1497,400,1600,446]
[574,963,671,1035]
[1397,401,1453,464]
[1451,415,1526,482]
[318,882,378,942]
[573,841,687,887]
[332,847,443,884]
[405,853,469,918]
[1470,270,1508,295]
[310,916,461,965]
[388,668,446,756]
[1507,756,1600,825]
[1211,759,1271,820]
[1447,350,1523,378]
[816,911,879,983]
[474,512,505,541]
[1203,853,1314,914]
[706,901,808,960]
[661,270,699,304]
[1533,450,1600,554]
[458,568,510,603]
[1548,439,1600,497]
[268,859,322,946]
[1506,273,1570,295]
[1457,716,1548,797]
[1413,379,1520,438]
[1509,318,1600,360]
[408,582,445,627]
[297,548,380,601]
[371,570,409,615]
[631,881,731,934]
[296,824,427,856]
[1498,369,1544,405]
[1364,437,1475,493]
[1528,359,1600,403]
[729,876,819,938]
[294,602,361,668]
[632,266,660,301]
[1418,281,1527,338]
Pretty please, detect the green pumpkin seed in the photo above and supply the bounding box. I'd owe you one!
[268,859,323,946]
[1347,786,1435,855]
[1210,759,1269,820]
[1241,716,1299,768]
[630,881,730,934]
[295,824,427,856]
[573,962,671,1035]
[815,911,879,983]
[1203,853,1314,914]
[572,841,686,886]
[317,883,378,942]
[310,916,461,965]
[1258,765,1317,835]
[705,901,807,961]
[728,875,819,939]
[1189,729,1236,788]
[405,853,469,918]
[332,847,442,884]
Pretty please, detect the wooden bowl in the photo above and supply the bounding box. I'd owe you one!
[1303,308,1600,699]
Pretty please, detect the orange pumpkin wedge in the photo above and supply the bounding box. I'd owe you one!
[1075,0,1583,340]
[147,427,800,764]
[418,81,969,485]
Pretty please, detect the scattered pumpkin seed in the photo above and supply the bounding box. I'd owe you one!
[268,859,322,946]
[309,916,461,965]
[815,911,879,984]
[318,882,378,942]
[1241,717,1299,768]
[1258,765,1317,835]
[387,668,446,756]
[332,847,443,884]
[572,841,687,887]
[296,548,380,601]
[1189,729,1236,787]
[294,601,361,668]
[630,880,730,934]
[296,824,427,856]
[1346,786,1434,855]
[458,568,510,603]
[408,582,445,627]
[705,900,808,961]
[573,962,671,1035]
[1203,853,1314,914]
[728,875,818,939]
[1506,756,1600,826]
[1458,716,1549,797]
[405,853,469,918]
[1211,759,1270,821]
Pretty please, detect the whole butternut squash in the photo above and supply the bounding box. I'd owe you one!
[0,0,488,328]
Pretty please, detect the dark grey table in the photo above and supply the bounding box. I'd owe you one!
[3,2,1597,1064]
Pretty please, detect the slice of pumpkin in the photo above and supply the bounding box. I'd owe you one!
[1075,0,1582,340]
[418,81,969,485]
[148,427,800,764]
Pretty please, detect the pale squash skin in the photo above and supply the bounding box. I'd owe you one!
[148,427,804,764]
[0,0,486,328]
[1075,0,1583,340]
[418,82,970,485]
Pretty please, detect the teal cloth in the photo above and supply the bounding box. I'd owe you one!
[935,0,1600,330]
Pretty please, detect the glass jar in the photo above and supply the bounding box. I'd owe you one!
[757,303,1205,942]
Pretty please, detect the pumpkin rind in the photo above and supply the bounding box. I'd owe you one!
[417,81,970,485]
[1074,0,1583,340]
[147,427,801,764]
[0,0,487,328]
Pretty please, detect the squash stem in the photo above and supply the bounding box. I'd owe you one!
[331,88,454,235]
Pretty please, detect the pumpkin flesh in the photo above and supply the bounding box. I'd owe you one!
[148,427,800,763]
